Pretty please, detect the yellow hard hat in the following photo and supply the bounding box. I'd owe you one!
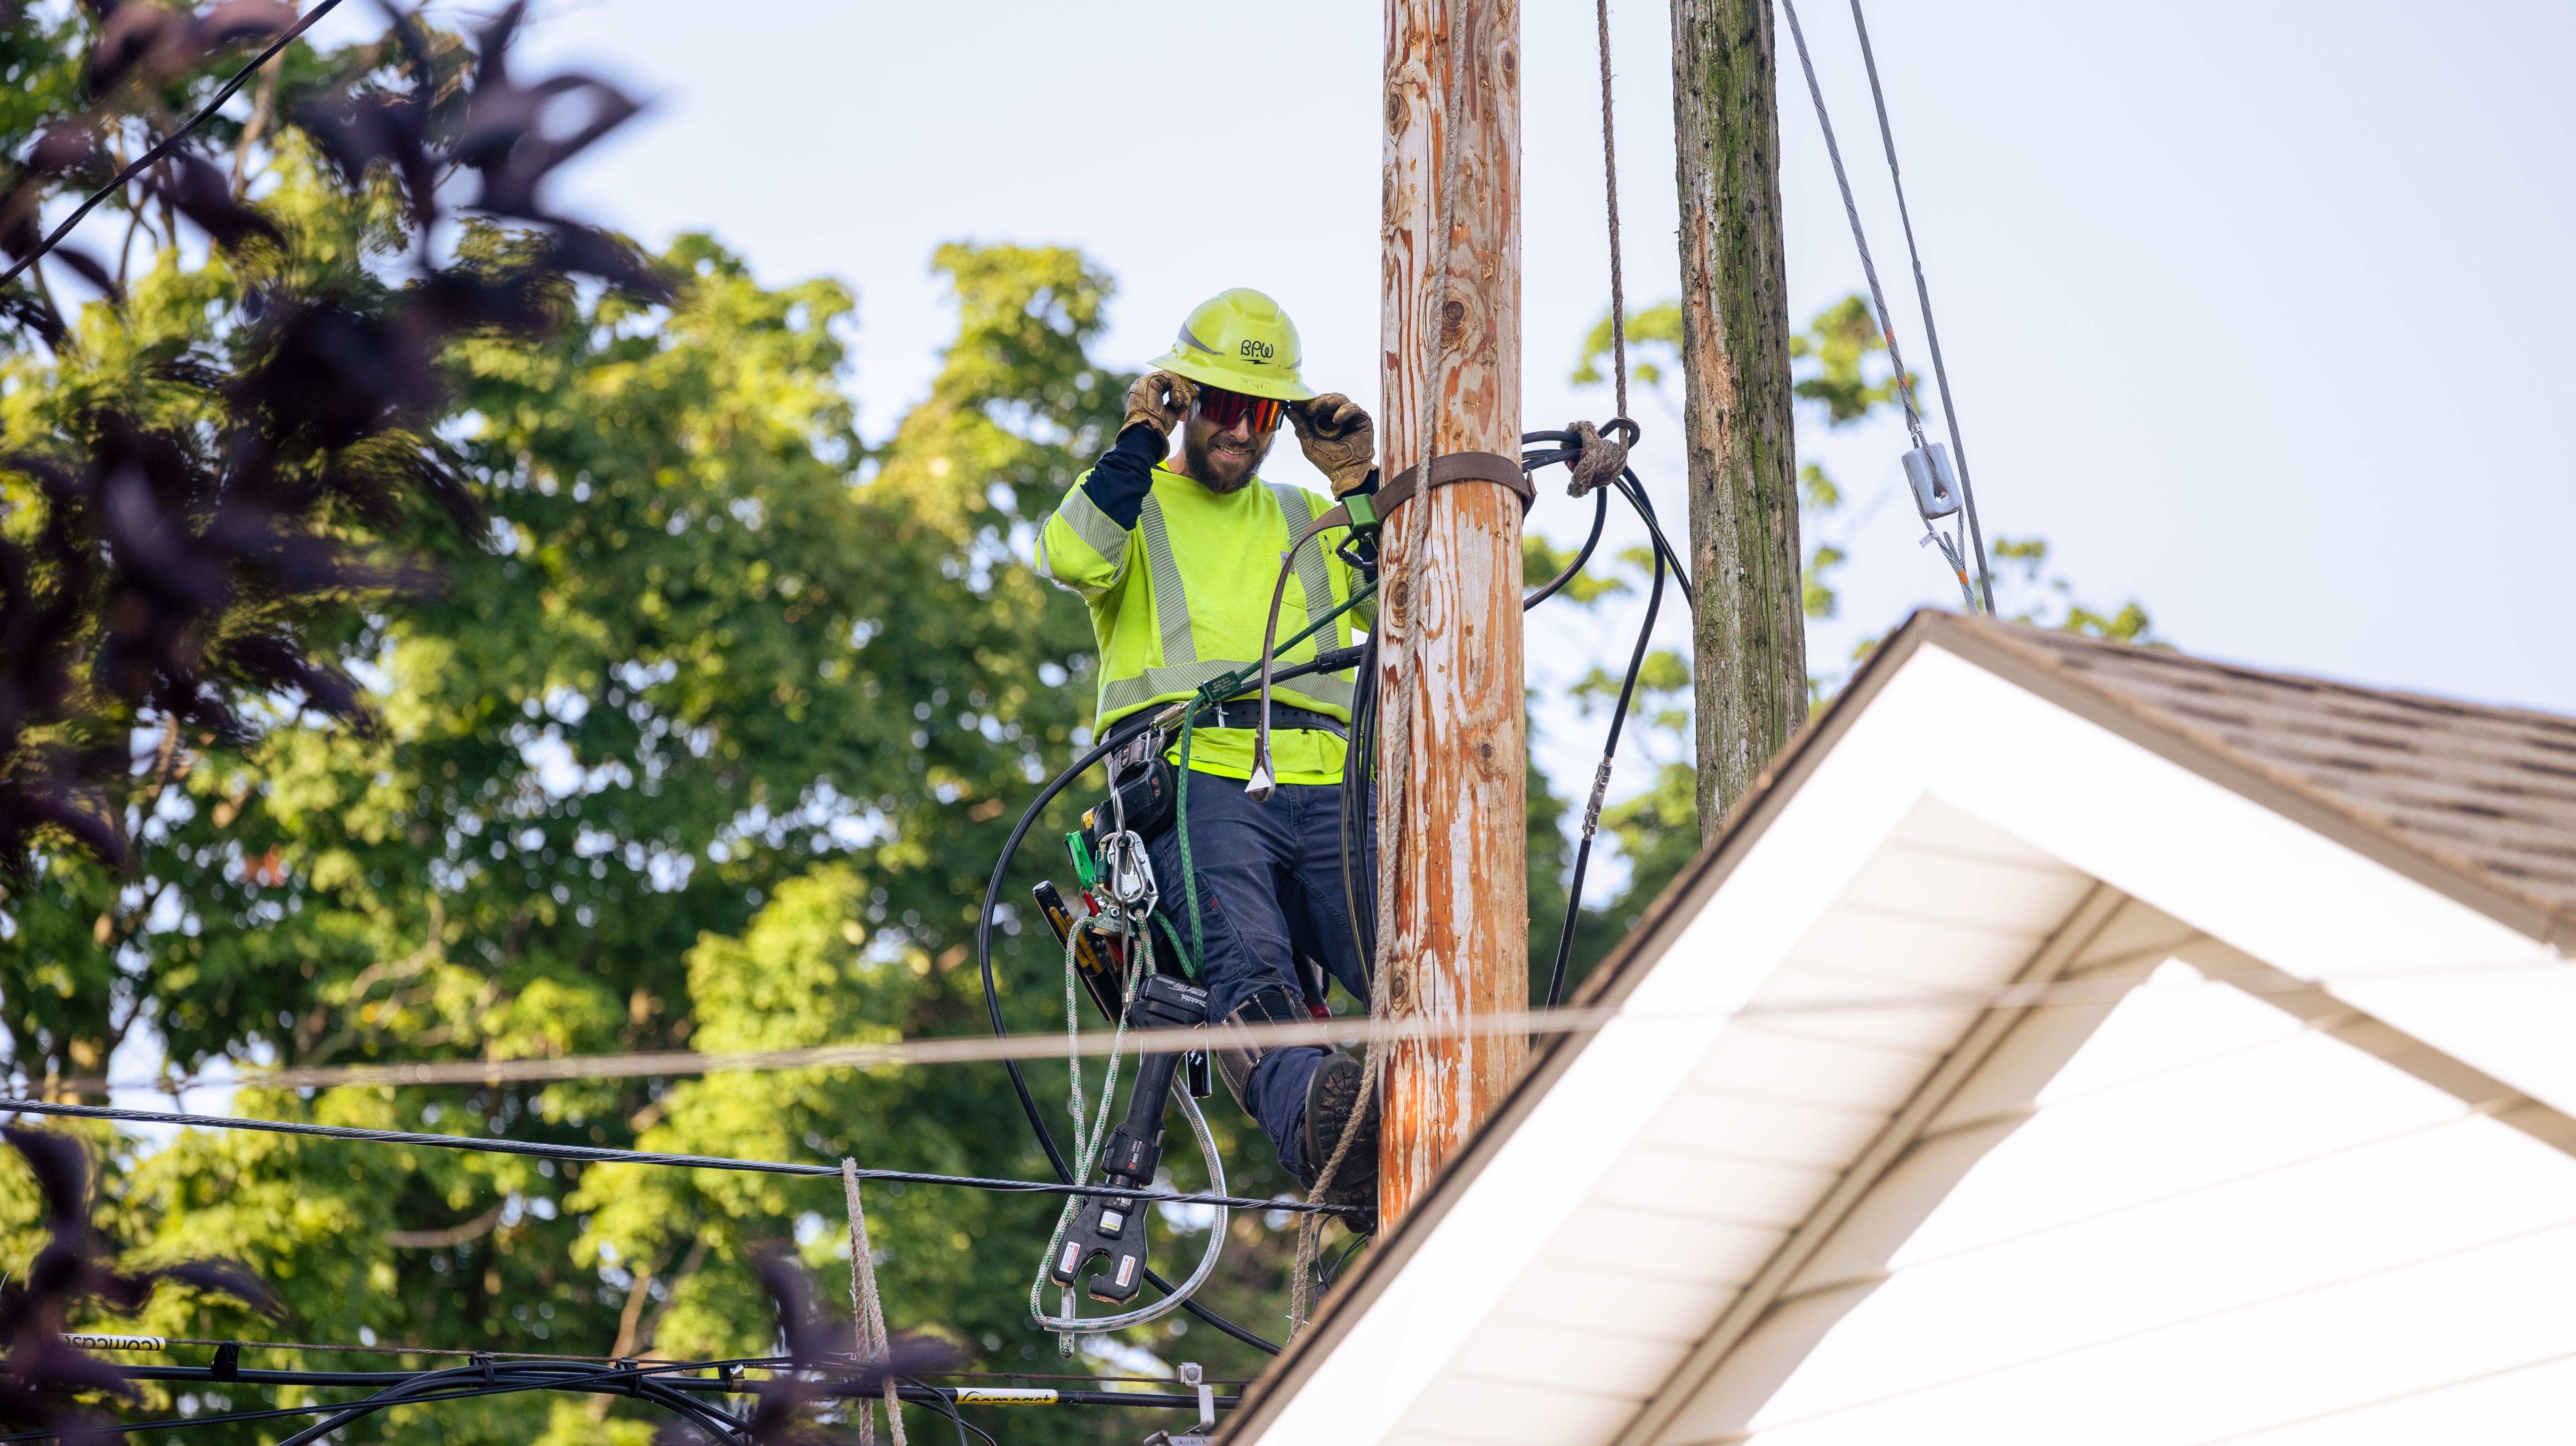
[1152,289,1318,402]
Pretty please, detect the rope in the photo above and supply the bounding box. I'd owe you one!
[842,1162,903,1446]
[1176,717,1206,975]
[1028,918,1147,1352]
[1846,0,1995,611]
[0,0,347,292]
[1595,0,1629,420]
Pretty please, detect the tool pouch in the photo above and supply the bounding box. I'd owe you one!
[1083,734,1177,852]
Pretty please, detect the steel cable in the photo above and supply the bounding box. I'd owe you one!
[1846,0,1995,611]
[1777,0,1977,610]
[0,1099,1352,1217]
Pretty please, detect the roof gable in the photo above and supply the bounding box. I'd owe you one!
[1221,612,2576,1446]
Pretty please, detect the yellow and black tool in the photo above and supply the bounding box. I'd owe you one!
[1032,879,1128,1027]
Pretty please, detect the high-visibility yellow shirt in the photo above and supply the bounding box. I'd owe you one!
[1036,462,1374,784]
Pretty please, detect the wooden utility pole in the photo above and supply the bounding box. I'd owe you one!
[1377,0,1525,1229]
[1671,0,1806,828]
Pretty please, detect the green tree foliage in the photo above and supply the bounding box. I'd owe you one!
[2,143,1296,1434]
[1988,538,2157,643]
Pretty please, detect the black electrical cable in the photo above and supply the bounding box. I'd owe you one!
[978,715,1275,1353]
[1522,474,1611,610]
[234,1360,744,1446]
[108,1359,1243,1418]
[899,1373,997,1446]
[1544,502,1667,1009]
[978,439,1641,1347]
[0,1100,1347,1217]
[969,643,1374,1355]
[1615,467,1694,612]
[0,0,346,292]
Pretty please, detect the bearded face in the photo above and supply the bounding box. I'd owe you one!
[1177,402,1276,494]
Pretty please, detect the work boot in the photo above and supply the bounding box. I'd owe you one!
[1300,1052,1378,1231]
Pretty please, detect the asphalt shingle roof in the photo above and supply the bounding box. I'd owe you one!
[1954,619,2576,926]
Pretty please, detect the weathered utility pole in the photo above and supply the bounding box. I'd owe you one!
[1671,0,1806,828]
[1377,0,1524,1229]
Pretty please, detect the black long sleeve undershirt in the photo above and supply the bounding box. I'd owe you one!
[1079,423,1168,531]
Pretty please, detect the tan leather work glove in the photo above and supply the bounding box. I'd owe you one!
[1289,393,1377,496]
[1123,370,1196,440]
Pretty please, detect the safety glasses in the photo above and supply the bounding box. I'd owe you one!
[1194,385,1285,434]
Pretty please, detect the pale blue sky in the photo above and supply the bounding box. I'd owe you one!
[445,0,2575,731]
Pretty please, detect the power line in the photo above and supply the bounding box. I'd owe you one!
[35,951,2565,1096]
[1776,0,1977,609]
[1845,0,1994,611]
[0,1099,1360,1218]
[0,0,346,292]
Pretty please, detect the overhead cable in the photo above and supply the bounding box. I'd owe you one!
[0,1100,1360,1218]
[1846,0,1995,611]
[1776,0,1977,609]
[0,0,346,292]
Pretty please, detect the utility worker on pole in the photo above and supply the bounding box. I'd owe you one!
[1036,289,1382,1217]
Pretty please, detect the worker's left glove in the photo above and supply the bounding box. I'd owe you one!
[1124,370,1196,441]
[1289,394,1377,496]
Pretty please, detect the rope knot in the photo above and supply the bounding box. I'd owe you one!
[1566,418,1632,498]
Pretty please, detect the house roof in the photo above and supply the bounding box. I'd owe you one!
[1218,612,2576,1446]
[1951,622,2576,935]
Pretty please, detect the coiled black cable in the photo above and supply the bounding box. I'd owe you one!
[974,648,1365,1356]
[981,432,1692,1347]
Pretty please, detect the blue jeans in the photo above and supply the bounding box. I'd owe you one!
[1143,771,1375,1179]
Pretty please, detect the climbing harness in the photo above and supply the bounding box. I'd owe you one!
[1778,0,1991,611]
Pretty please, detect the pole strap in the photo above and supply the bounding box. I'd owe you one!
[1376,450,1535,514]
[1242,450,1524,797]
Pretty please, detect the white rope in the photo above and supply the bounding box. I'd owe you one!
[842,1160,904,1446]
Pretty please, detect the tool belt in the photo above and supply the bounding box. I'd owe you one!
[1186,699,1348,739]
[1081,701,1351,852]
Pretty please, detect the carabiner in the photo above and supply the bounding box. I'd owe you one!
[1101,829,1159,916]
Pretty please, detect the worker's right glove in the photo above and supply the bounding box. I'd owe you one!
[1123,370,1197,441]
[1289,394,1376,496]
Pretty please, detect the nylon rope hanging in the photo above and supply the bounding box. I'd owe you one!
[841,1162,905,1446]
[1846,0,1995,611]
[1030,916,1147,1351]
[1776,0,1977,610]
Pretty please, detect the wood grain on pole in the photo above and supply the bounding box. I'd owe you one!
[1378,0,1526,1229]
[1671,0,1808,827]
